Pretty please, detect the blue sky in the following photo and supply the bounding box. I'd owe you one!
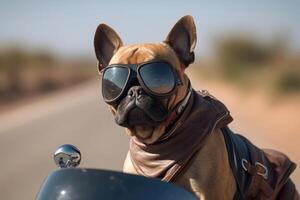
[0,0,299,57]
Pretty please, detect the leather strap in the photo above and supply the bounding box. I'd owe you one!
[222,127,297,199]
[242,160,273,199]
[222,127,251,199]
[159,82,192,142]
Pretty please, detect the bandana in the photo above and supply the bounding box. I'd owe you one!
[129,89,233,181]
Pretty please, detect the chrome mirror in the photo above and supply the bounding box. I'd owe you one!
[54,144,81,168]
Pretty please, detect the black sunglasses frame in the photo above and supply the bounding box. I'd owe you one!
[100,60,182,104]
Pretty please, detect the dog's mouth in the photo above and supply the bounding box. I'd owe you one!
[124,107,154,126]
[115,94,168,128]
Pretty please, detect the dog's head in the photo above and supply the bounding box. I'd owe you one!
[94,15,197,144]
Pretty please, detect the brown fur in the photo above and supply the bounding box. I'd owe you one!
[94,16,236,199]
[111,43,236,199]
[109,43,189,144]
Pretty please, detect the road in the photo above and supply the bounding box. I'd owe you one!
[0,76,299,200]
[0,80,129,200]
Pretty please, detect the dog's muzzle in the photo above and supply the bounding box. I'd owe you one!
[115,86,168,127]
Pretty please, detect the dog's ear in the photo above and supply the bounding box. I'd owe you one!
[94,24,123,71]
[164,15,197,67]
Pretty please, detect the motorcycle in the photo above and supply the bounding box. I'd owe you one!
[36,144,197,200]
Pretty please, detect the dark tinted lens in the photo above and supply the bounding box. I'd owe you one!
[139,62,175,94]
[102,67,129,101]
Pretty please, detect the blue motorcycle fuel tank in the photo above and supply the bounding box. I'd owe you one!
[36,168,197,200]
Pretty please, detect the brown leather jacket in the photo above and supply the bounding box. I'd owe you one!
[130,90,299,199]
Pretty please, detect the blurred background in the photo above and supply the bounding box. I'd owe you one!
[0,0,299,199]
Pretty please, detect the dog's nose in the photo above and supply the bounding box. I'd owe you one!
[127,86,145,98]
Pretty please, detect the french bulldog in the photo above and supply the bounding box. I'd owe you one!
[94,16,298,200]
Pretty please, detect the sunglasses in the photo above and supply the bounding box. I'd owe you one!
[100,61,182,104]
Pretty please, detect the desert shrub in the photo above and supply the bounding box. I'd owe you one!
[210,34,300,96]
[214,35,285,79]
[0,47,96,103]
[273,68,300,95]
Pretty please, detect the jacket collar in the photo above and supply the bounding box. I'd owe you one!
[129,89,233,181]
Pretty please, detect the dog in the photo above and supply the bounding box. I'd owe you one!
[94,16,299,199]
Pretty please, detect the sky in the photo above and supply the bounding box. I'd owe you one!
[0,0,299,58]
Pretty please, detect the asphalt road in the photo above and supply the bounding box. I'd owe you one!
[0,80,129,200]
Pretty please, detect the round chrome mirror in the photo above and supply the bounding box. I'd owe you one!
[54,144,81,168]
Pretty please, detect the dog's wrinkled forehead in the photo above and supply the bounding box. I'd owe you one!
[109,43,181,71]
